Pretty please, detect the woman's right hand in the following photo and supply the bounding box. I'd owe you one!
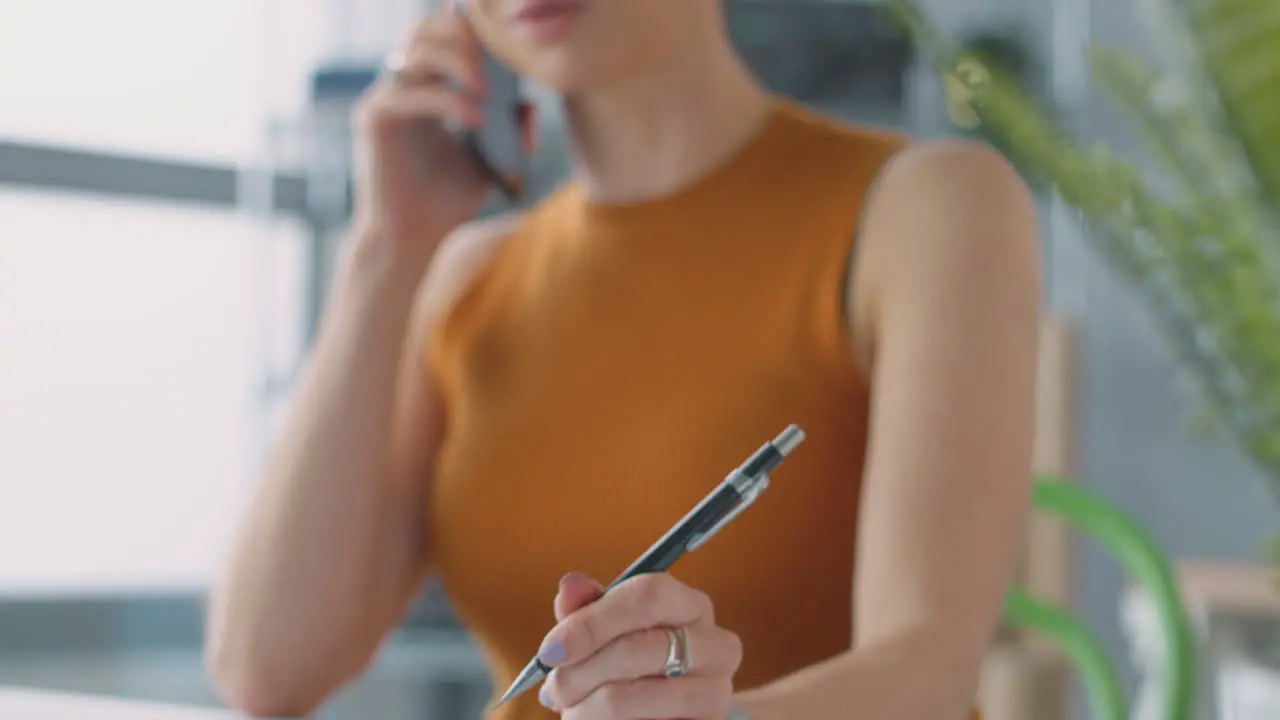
[351,10,497,251]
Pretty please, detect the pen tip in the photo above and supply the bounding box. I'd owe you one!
[489,687,516,712]
[491,658,547,710]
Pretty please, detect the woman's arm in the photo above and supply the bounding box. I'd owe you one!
[735,138,1042,720]
[204,217,514,717]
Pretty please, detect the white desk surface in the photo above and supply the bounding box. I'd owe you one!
[0,687,262,719]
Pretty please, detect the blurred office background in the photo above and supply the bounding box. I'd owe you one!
[1,0,1277,718]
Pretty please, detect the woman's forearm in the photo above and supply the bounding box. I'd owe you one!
[205,232,438,715]
[734,629,981,720]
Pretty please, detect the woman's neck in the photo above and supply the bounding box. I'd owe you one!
[560,32,773,205]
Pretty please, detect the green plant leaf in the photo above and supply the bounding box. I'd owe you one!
[1188,0,1280,206]
[884,0,1280,511]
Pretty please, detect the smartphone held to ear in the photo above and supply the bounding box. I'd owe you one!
[453,47,527,203]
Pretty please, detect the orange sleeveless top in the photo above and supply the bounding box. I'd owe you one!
[427,98,905,719]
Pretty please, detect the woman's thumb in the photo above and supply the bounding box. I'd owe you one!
[554,571,603,621]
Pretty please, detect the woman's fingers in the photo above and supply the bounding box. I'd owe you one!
[539,573,715,669]
[387,44,482,92]
[566,675,734,720]
[357,14,486,132]
[555,572,604,622]
[541,624,742,710]
[545,574,740,719]
[359,84,481,128]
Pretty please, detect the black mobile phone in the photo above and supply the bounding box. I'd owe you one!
[459,49,525,201]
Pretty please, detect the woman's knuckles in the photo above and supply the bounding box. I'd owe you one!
[681,677,735,718]
[559,574,705,656]
[548,624,742,711]
[591,681,635,717]
[618,573,716,627]
[624,573,687,617]
[719,627,745,673]
[569,676,733,719]
[550,627,669,703]
[559,608,610,662]
[544,577,738,717]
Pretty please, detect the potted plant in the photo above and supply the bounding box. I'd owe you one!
[888,0,1280,565]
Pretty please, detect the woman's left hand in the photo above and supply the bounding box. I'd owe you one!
[537,571,743,719]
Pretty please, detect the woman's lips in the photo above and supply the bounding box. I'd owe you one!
[513,0,583,42]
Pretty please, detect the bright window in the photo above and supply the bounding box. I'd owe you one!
[0,0,325,161]
[0,0,324,594]
[0,189,305,594]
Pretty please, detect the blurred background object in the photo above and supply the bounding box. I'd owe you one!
[944,22,1052,188]
[892,0,1280,716]
[2,0,1279,718]
[893,0,1280,522]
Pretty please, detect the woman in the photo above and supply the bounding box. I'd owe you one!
[205,0,1041,718]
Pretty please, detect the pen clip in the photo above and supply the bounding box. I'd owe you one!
[686,474,769,552]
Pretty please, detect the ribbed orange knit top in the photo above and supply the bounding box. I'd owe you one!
[427,98,905,719]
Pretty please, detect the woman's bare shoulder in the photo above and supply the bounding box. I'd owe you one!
[850,138,1038,317]
[843,137,1039,368]
[414,212,525,323]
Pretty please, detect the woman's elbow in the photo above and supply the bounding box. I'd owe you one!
[204,635,354,717]
[205,652,310,716]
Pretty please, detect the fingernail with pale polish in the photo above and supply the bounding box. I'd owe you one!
[559,570,592,589]
[539,686,553,709]
[538,640,566,666]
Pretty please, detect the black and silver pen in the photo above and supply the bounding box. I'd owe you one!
[492,424,806,709]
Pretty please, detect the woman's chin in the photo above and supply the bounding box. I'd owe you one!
[517,52,600,95]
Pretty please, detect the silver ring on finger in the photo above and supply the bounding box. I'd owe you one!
[663,626,693,678]
[382,51,410,81]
